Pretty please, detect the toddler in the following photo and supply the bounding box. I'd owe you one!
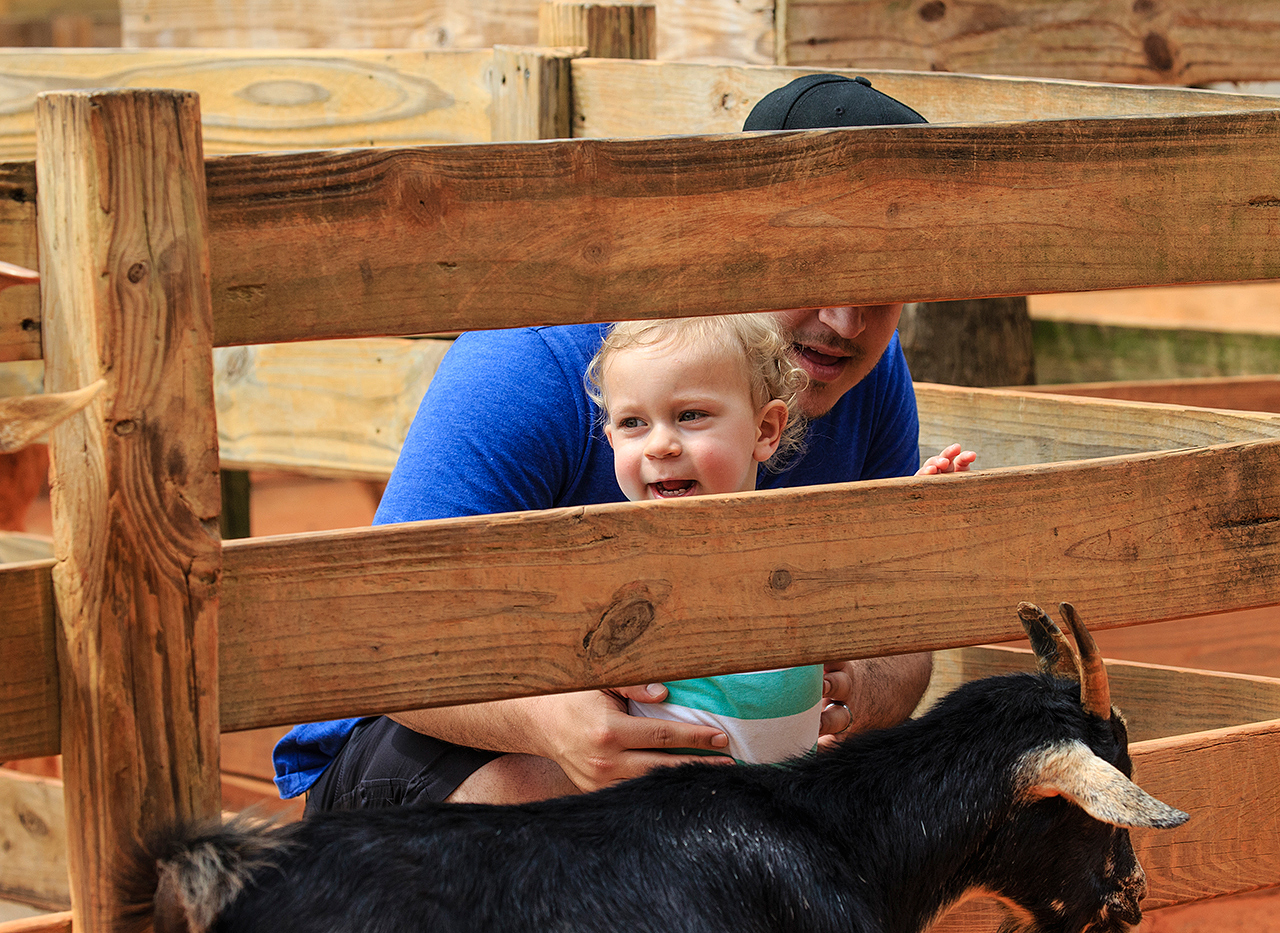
[586,313,821,763]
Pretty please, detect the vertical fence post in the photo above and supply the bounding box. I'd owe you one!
[538,1,656,59]
[35,88,222,932]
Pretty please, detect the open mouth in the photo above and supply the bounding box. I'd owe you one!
[650,480,697,498]
[794,344,847,380]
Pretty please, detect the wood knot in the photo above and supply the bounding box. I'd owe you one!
[919,1,946,22]
[583,581,670,661]
[770,569,793,591]
[126,261,148,284]
[1143,32,1174,71]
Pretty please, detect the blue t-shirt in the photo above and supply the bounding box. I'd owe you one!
[273,323,919,798]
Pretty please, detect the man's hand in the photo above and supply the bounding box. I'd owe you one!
[917,443,976,475]
[527,686,731,793]
[816,654,933,751]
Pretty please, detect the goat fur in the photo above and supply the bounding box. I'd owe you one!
[122,605,1187,933]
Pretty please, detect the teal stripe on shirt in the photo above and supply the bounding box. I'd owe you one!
[662,665,823,720]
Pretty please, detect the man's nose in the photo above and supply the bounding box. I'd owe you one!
[816,306,867,340]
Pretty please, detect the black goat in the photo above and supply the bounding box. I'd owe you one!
[126,602,1188,933]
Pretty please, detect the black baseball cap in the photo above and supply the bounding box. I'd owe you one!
[743,74,927,131]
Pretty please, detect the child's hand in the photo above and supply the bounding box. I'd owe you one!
[917,443,976,476]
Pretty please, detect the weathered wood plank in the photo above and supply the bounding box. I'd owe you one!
[923,646,1280,743]
[915,383,1280,469]
[119,0,539,49]
[780,0,1280,84]
[0,559,56,760]
[0,770,68,911]
[194,109,1280,346]
[571,60,1280,138]
[1031,281,1280,338]
[538,2,655,59]
[117,0,771,64]
[37,89,223,932]
[0,48,496,160]
[1032,318,1280,385]
[3,77,1280,357]
[1134,720,1280,908]
[213,337,450,479]
[7,438,1280,753]
[215,439,1280,733]
[490,46,581,142]
[1092,606,1280,679]
[0,912,71,933]
[1019,375,1280,413]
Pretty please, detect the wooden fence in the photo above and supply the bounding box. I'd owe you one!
[2,43,1280,933]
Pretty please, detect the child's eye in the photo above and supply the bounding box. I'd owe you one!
[678,410,707,422]
[617,417,643,429]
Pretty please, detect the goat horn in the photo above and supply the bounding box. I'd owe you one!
[1058,602,1111,720]
[1018,601,1081,682]
[0,379,105,453]
[0,260,38,291]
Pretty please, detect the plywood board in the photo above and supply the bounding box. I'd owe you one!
[0,48,495,160]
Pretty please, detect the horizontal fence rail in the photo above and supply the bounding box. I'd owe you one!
[4,105,1280,358]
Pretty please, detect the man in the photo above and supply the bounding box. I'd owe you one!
[275,74,968,811]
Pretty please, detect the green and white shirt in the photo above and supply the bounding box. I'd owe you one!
[628,665,825,764]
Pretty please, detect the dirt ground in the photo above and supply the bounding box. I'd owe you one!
[12,470,1280,930]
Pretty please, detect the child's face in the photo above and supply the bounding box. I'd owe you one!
[601,338,786,501]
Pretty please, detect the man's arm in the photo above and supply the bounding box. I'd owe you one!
[388,686,731,793]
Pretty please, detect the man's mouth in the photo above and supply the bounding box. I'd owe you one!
[793,343,849,380]
[649,480,697,498]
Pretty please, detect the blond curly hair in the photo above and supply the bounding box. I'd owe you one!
[585,313,809,470]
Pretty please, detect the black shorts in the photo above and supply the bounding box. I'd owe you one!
[304,716,503,815]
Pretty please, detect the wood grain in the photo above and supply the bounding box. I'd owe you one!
[215,439,1280,733]
[116,0,769,63]
[195,108,1280,346]
[4,68,1280,359]
[538,2,655,59]
[36,89,222,931]
[490,45,580,142]
[213,337,449,478]
[1020,376,1280,414]
[571,60,1280,138]
[119,0,540,49]
[915,383,1280,469]
[0,558,56,759]
[0,770,68,911]
[781,0,1280,84]
[924,646,1280,743]
[0,48,496,160]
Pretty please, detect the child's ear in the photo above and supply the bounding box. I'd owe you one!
[753,399,788,462]
[603,423,616,449]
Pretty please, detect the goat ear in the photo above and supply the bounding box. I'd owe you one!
[1020,741,1189,830]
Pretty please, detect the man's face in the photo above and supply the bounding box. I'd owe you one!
[771,305,904,417]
